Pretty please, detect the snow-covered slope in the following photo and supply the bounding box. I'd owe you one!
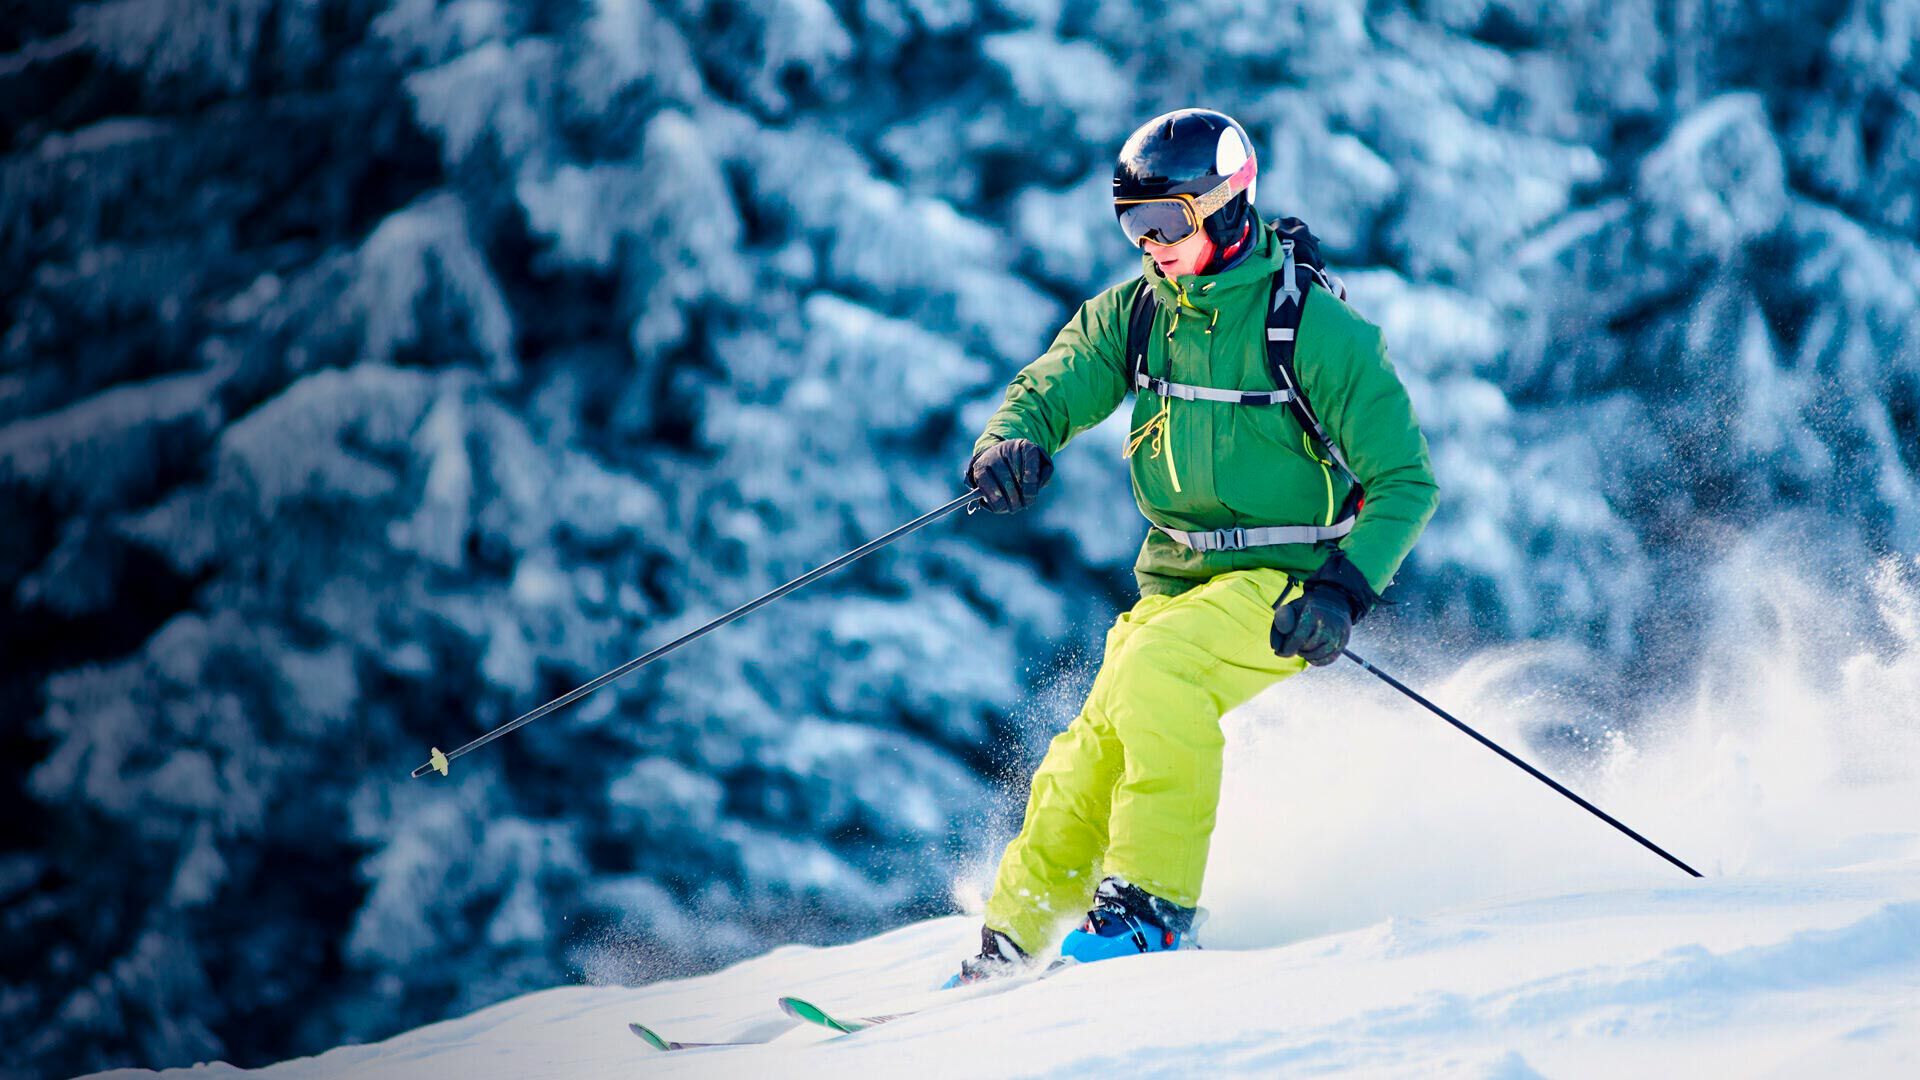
[89,859,1920,1079]
[88,561,1920,1078]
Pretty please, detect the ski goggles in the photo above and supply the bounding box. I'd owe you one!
[1114,154,1257,248]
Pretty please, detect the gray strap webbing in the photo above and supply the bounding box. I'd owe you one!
[1263,263,1360,487]
[1272,358,1360,487]
[1156,518,1356,552]
[1275,242,1301,310]
[1133,372,1291,406]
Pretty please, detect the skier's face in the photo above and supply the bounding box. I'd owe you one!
[1144,227,1215,279]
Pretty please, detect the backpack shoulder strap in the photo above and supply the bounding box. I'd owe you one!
[1264,223,1361,492]
[1124,276,1159,391]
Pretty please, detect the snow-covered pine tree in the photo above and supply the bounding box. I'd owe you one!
[5,1,1919,1075]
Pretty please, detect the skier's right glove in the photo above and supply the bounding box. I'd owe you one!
[966,438,1053,514]
[1271,551,1379,666]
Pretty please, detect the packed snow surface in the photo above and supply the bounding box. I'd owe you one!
[87,861,1920,1078]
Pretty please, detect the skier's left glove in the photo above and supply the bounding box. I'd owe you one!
[1271,551,1379,667]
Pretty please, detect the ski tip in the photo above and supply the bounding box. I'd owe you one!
[777,996,854,1033]
[628,1023,670,1051]
[429,747,449,777]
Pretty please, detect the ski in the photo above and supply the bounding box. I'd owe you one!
[775,996,907,1034]
[627,1014,801,1051]
[629,1022,729,1051]
[777,958,1079,1037]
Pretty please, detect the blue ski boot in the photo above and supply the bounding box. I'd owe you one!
[1058,877,1197,965]
[942,926,1030,989]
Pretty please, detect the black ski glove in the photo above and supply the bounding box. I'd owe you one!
[966,438,1053,514]
[1271,551,1380,666]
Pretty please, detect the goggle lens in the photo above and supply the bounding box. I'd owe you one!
[1116,199,1199,248]
[1115,152,1256,249]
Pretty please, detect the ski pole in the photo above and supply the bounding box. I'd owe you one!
[1341,648,1703,878]
[413,489,985,778]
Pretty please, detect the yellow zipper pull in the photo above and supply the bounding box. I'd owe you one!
[1165,411,1182,493]
[1123,397,1183,494]
[1305,433,1335,525]
[1171,278,1201,311]
[1125,397,1169,459]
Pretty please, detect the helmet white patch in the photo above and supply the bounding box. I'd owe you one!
[1215,128,1248,177]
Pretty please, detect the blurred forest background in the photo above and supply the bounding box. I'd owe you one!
[4,0,1919,1075]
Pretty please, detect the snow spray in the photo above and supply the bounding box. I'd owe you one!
[1200,545,1920,950]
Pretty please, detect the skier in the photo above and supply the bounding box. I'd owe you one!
[950,108,1439,983]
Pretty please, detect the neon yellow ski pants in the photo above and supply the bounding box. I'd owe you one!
[984,568,1307,954]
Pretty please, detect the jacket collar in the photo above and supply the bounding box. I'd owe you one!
[1139,217,1284,313]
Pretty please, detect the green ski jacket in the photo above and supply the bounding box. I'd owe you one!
[976,221,1439,599]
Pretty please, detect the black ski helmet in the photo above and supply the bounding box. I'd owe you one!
[1113,108,1259,255]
